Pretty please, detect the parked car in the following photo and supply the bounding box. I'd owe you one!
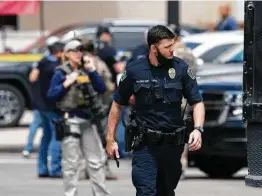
[188,62,245,179]
[213,43,243,64]
[18,19,197,55]
[182,30,243,63]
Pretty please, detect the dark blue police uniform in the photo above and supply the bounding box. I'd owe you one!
[114,56,203,196]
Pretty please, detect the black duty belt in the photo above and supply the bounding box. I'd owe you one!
[145,126,186,145]
[65,132,81,139]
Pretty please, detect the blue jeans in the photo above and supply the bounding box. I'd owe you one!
[117,107,132,158]
[24,110,42,152]
[38,111,62,176]
[132,144,184,196]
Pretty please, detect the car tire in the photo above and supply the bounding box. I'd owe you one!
[195,156,243,179]
[0,84,25,127]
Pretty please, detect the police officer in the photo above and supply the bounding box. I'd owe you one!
[106,25,205,196]
[47,40,110,196]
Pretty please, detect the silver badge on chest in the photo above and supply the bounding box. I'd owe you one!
[168,68,176,79]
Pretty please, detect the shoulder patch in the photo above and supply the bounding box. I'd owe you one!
[187,67,196,80]
[120,70,127,82]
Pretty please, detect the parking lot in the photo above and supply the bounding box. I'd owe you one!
[0,111,259,196]
[0,153,260,196]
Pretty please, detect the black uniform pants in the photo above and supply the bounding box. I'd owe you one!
[132,143,184,196]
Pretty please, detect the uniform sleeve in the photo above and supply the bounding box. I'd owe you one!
[47,70,67,101]
[113,69,134,106]
[181,65,203,106]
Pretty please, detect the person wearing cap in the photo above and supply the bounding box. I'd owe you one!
[36,41,65,178]
[22,37,62,158]
[77,36,118,180]
[47,40,110,196]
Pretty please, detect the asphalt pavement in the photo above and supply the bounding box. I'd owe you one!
[0,153,260,196]
[0,111,261,196]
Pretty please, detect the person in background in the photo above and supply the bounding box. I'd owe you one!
[96,25,123,86]
[22,36,60,158]
[77,36,118,180]
[48,39,110,196]
[172,25,199,180]
[126,29,149,65]
[37,41,65,178]
[211,4,239,31]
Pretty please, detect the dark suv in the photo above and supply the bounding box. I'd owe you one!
[188,63,245,178]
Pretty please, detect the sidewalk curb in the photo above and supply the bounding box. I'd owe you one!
[0,145,39,153]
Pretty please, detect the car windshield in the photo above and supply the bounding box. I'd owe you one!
[225,50,243,63]
[184,42,201,49]
[200,43,238,62]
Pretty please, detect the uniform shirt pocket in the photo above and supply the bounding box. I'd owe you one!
[134,83,152,105]
[163,82,182,102]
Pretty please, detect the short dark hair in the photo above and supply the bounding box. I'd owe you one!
[147,25,176,47]
[96,25,111,38]
[49,42,64,55]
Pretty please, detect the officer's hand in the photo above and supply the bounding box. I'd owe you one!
[63,71,79,88]
[83,56,96,72]
[188,129,202,151]
[106,140,119,159]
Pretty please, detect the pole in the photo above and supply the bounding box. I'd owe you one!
[39,0,45,36]
[167,0,179,26]
[0,17,7,52]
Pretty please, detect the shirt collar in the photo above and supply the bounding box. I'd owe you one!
[46,55,58,62]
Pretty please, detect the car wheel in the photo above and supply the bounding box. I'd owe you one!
[195,156,244,179]
[0,84,25,127]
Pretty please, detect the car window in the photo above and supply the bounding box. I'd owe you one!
[200,44,238,62]
[226,50,243,63]
[112,32,145,51]
[184,42,201,49]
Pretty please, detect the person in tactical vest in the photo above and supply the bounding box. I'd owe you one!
[106,25,205,196]
[77,36,118,180]
[47,40,111,196]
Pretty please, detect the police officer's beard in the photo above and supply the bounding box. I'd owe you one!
[156,48,173,67]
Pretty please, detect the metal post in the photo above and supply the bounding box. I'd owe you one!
[243,0,262,188]
[39,0,44,36]
[167,0,179,26]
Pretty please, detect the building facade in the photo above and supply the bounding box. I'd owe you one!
[17,1,244,31]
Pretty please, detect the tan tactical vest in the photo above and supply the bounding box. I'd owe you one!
[56,62,86,111]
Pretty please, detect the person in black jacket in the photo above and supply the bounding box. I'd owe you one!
[37,41,65,178]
